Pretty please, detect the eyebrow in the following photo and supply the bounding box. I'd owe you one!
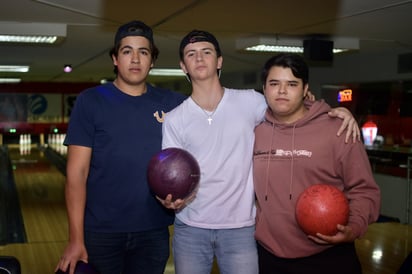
[268,79,299,84]
[119,45,150,51]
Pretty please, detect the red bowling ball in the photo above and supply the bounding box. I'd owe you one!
[295,184,349,236]
[147,147,200,200]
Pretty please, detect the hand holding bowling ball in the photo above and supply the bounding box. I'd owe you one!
[295,184,349,237]
[55,261,99,274]
[147,148,201,201]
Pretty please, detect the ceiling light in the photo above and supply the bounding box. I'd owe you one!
[236,36,359,54]
[245,45,304,53]
[63,65,72,73]
[0,22,66,44]
[0,65,29,72]
[100,78,112,84]
[0,78,21,83]
[149,68,186,76]
[0,35,58,44]
[245,45,346,54]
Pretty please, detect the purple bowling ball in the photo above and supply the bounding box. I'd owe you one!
[147,147,200,200]
[55,261,99,274]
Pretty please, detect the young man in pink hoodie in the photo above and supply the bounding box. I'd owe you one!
[253,53,381,274]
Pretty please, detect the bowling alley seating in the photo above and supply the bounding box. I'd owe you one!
[0,256,21,274]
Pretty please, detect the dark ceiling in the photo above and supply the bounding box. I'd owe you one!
[0,0,411,83]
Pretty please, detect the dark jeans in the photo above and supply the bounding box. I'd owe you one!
[258,242,362,274]
[85,227,170,274]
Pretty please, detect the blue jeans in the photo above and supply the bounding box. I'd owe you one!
[172,218,258,274]
[84,227,170,274]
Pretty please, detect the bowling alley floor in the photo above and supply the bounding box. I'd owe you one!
[0,144,411,274]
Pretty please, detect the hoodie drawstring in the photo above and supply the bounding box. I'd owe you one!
[263,121,297,201]
[264,121,276,201]
[289,125,297,200]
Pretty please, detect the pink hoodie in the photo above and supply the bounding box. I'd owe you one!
[253,100,380,258]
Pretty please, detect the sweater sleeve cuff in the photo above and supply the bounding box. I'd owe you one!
[348,221,364,239]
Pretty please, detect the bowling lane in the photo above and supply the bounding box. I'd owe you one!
[0,144,68,273]
[356,222,412,273]
[9,144,67,242]
[0,145,26,245]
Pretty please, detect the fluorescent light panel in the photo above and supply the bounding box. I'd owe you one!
[0,22,66,44]
[0,34,58,44]
[237,36,359,53]
[246,45,304,53]
[245,45,347,54]
[149,68,185,76]
[0,65,29,72]
[0,78,21,83]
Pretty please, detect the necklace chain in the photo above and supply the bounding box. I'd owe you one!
[191,89,224,125]
[191,97,218,125]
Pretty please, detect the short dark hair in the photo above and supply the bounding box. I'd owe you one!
[261,53,309,86]
[109,20,159,74]
[179,30,222,60]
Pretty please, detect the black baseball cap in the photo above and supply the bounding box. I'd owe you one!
[114,20,154,46]
[179,30,222,59]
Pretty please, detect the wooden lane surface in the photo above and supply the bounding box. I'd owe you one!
[356,222,412,273]
[0,145,68,273]
[0,144,411,273]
